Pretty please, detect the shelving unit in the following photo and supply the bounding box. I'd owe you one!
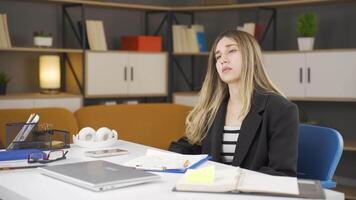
[2,0,356,102]
[1,1,356,198]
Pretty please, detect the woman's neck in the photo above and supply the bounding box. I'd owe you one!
[228,82,242,104]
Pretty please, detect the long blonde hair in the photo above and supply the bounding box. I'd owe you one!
[185,30,283,144]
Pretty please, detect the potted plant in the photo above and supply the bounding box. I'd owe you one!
[33,31,53,47]
[0,71,10,95]
[296,12,317,51]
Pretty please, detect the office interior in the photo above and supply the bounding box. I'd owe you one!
[0,0,355,199]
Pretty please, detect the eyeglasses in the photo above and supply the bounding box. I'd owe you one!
[28,150,68,164]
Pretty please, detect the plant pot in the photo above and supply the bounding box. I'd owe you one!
[34,36,53,47]
[297,37,315,51]
[0,83,7,95]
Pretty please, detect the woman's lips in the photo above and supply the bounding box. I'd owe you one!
[222,67,232,73]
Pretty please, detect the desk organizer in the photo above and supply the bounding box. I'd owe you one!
[5,122,70,150]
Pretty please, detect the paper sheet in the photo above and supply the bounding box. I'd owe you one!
[124,149,208,171]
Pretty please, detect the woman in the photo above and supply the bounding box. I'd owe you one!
[169,30,299,177]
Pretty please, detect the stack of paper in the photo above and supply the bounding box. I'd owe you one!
[0,13,12,48]
[86,20,107,51]
[124,149,210,173]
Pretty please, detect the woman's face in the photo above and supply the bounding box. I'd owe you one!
[215,37,243,84]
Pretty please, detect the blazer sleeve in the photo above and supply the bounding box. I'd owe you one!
[259,100,299,177]
[168,137,202,155]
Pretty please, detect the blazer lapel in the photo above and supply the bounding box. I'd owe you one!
[202,98,227,162]
[232,92,267,166]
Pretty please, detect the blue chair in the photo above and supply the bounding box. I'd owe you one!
[297,124,343,189]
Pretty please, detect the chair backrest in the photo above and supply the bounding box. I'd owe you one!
[297,124,343,188]
[75,103,192,150]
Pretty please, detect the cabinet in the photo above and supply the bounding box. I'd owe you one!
[85,51,167,97]
[263,50,356,99]
[0,93,82,112]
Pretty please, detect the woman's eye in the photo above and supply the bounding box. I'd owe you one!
[229,49,237,53]
[215,55,221,60]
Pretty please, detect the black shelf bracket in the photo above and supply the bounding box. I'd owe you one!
[62,4,87,96]
[257,7,277,50]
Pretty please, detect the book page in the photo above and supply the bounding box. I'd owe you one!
[238,168,299,195]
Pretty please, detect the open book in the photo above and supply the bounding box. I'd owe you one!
[174,166,325,199]
[175,166,300,196]
[124,149,210,173]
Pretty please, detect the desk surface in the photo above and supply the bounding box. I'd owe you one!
[0,140,345,200]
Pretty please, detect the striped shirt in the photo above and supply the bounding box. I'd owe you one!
[221,125,240,165]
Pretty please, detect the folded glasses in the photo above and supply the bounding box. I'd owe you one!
[28,149,68,164]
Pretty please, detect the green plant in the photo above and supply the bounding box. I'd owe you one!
[296,12,317,37]
[0,71,10,84]
[33,31,52,37]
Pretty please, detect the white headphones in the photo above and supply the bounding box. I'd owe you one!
[73,127,118,148]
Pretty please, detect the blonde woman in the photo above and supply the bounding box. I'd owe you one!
[169,30,299,177]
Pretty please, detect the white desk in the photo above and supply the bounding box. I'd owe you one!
[0,140,345,200]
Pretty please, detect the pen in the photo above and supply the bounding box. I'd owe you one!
[135,165,168,171]
[0,164,46,171]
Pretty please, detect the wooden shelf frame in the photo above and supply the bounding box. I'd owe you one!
[173,0,356,11]
[173,52,210,56]
[344,140,356,152]
[15,0,356,11]
[0,92,82,99]
[0,47,83,53]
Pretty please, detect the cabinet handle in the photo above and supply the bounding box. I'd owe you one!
[131,66,134,81]
[124,67,127,81]
[299,68,303,83]
[307,67,311,83]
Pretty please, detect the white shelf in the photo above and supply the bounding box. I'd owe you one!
[0,47,83,53]
[0,92,82,99]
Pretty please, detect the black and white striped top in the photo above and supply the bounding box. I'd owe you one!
[221,125,240,165]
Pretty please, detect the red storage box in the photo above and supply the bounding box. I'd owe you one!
[121,36,162,52]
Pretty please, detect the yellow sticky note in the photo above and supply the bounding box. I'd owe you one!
[185,165,215,184]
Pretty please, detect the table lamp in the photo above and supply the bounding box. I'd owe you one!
[39,55,61,94]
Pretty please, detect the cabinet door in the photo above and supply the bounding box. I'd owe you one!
[86,51,129,97]
[263,52,306,97]
[128,53,167,96]
[306,51,356,98]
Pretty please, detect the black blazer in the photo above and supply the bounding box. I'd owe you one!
[169,91,299,177]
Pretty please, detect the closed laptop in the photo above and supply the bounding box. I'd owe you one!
[39,160,160,192]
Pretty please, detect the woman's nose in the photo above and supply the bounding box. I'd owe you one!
[220,55,228,64]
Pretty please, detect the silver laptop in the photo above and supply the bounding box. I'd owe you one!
[38,160,161,192]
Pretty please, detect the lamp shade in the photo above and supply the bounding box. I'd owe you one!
[39,55,60,90]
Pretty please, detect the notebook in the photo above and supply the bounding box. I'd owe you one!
[38,160,160,192]
[123,149,210,173]
[174,165,325,199]
[175,166,299,195]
